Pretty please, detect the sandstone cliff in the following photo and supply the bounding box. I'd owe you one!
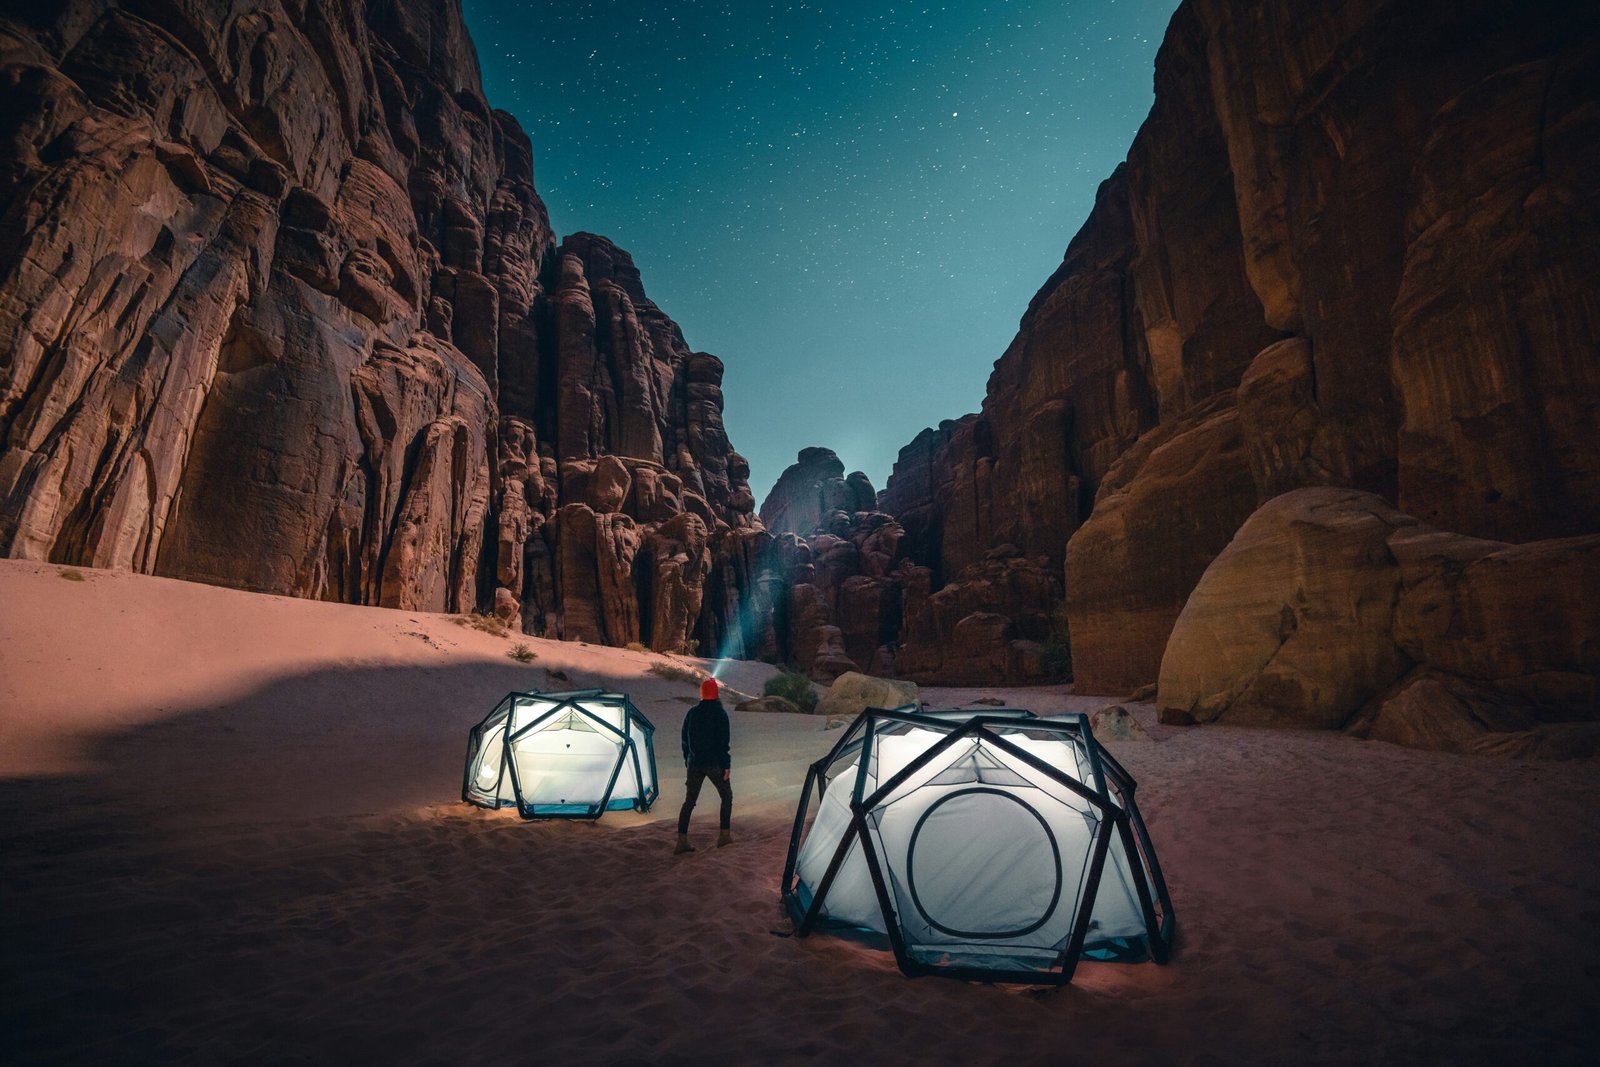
[869,0,1599,698]
[3,0,1596,716]
[0,0,755,650]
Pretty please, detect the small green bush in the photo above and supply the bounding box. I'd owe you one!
[507,643,537,663]
[763,669,819,714]
[58,569,85,582]
[457,613,509,638]
[648,661,704,684]
[545,668,570,683]
[1040,603,1072,682]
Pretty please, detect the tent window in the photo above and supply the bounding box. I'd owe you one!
[904,787,1064,940]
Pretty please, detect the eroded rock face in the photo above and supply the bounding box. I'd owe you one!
[0,1,757,650]
[3,0,1596,692]
[896,556,1057,686]
[1065,395,1258,693]
[0,0,543,616]
[495,231,761,650]
[1157,488,1600,756]
[759,448,874,536]
[874,0,1600,693]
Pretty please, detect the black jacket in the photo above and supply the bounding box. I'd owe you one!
[681,698,730,770]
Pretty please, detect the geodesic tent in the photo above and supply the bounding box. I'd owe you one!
[463,689,658,819]
[781,706,1173,984]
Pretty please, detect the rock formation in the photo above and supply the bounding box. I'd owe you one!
[499,232,757,649]
[1,0,1595,716]
[742,446,1059,685]
[758,447,874,536]
[0,0,526,611]
[870,0,1600,694]
[1158,488,1600,756]
[0,0,755,650]
[813,671,919,722]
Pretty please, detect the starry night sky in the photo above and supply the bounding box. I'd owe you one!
[461,0,1180,501]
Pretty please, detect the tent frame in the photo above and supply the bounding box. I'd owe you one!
[463,688,659,820]
[780,705,1174,984]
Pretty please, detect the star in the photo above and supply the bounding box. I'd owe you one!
[462,0,1178,498]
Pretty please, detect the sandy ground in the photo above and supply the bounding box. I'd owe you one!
[2,558,1598,1065]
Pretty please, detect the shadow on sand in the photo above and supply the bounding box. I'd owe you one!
[0,659,779,1064]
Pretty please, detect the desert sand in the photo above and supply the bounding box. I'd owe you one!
[2,558,1597,1065]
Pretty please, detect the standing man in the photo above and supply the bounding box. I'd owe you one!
[676,677,732,853]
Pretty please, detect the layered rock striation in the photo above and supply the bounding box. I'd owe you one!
[0,0,755,649]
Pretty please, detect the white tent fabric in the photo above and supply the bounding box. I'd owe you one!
[464,690,658,819]
[786,708,1172,982]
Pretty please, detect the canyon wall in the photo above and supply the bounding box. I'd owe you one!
[1,0,1595,719]
[866,0,1599,697]
[0,0,756,650]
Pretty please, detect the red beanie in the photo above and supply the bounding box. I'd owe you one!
[700,677,720,700]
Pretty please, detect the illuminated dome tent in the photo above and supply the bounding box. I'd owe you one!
[781,706,1174,984]
[463,689,658,819]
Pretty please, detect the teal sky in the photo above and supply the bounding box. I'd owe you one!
[462,0,1181,501]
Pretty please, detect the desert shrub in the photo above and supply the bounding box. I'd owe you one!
[1040,603,1072,682]
[457,613,509,638]
[545,668,570,683]
[648,661,705,684]
[58,569,85,582]
[507,643,537,663]
[763,669,819,714]
[624,641,649,653]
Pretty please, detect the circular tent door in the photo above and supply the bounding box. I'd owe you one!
[905,787,1063,940]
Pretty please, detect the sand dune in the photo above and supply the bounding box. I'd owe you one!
[2,559,1598,1064]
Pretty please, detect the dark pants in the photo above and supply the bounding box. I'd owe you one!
[678,766,732,833]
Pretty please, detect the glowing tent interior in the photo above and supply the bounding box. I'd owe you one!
[781,706,1174,983]
[463,690,659,819]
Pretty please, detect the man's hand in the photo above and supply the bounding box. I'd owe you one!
[722,769,731,782]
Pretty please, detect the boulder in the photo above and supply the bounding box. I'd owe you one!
[815,672,920,721]
[1357,670,1600,760]
[1359,670,1537,753]
[492,587,522,631]
[1155,488,1417,728]
[1158,487,1600,755]
[1387,529,1600,699]
[1090,705,1154,743]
